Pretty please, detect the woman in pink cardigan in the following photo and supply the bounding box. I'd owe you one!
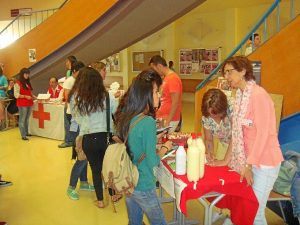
[214,56,283,225]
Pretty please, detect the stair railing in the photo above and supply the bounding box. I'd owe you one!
[196,0,295,91]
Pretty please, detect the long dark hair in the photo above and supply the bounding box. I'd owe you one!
[69,67,107,115]
[19,68,32,90]
[115,69,162,142]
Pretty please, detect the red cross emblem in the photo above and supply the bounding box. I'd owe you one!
[32,103,50,128]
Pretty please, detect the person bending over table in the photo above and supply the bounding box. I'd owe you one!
[213,56,283,225]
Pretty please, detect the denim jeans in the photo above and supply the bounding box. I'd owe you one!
[64,108,77,144]
[252,165,280,225]
[69,159,88,188]
[18,106,32,138]
[126,188,167,225]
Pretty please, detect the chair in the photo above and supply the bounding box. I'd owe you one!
[268,190,291,223]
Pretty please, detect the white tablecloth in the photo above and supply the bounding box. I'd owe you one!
[29,101,65,140]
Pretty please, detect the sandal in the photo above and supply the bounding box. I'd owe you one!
[111,194,123,203]
[94,200,105,208]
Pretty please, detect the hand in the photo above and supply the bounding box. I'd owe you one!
[206,151,215,162]
[114,91,121,98]
[112,135,122,143]
[208,159,227,167]
[240,165,254,186]
[25,95,32,100]
[157,130,167,140]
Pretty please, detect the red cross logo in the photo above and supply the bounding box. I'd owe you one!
[32,103,50,128]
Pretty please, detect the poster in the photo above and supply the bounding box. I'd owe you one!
[104,53,120,72]
[179,48,220,75]
[28,49,36,62]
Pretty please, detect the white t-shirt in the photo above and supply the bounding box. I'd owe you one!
[63,76,76,114]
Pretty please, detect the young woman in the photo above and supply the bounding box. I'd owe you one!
[114,69,172,225]
[69,67,118,208]
[201,88,233,162]
[214,56,283,224]
[14,68,34,140]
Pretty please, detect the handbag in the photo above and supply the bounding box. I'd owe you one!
[105,92,114,145]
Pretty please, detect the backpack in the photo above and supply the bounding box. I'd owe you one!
[102,114,146,196]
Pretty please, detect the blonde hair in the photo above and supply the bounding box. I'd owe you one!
[89,61,106,73]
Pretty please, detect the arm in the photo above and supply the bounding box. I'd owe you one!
[203,127,214,161]
[0,78,8,90]
[166,92,180,125]
[212,140,232,166]
[64,89,70,102]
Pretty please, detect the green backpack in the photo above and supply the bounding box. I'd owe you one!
[273,155,297,196]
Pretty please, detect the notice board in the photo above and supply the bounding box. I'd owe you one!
[132,50,162,72]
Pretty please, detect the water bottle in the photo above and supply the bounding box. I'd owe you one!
[187,134,200,189]
[196,132,206,178]
[175,143,186,175]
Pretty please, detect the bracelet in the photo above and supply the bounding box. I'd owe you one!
[161,145,169,151]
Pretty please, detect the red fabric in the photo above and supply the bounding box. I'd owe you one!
[32,103,50,128]
[47,85,62,98]
[16,81,33,107]
[162,162,259,225]
[156,72,182,121]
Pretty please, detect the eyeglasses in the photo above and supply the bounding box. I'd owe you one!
[223,68,236,76]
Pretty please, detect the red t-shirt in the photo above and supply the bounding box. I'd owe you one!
[156,72,182,121]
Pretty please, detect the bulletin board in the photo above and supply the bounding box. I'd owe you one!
[132,50,163,72]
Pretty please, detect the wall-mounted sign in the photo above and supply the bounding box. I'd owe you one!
[11,8,32,17]
[28,49,36,62]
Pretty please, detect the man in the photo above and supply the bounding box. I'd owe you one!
[245,33,261,56]
[47,77,63,99]
[149,55,182,133]
[58,61,84,148]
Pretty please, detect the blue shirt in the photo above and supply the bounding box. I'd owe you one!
[0,75,8,97]
[70,93,117,136]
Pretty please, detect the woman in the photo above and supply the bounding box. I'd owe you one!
[14,68,34,140]
[201,88,233,162]
[114,69,172,225]
[0,66,8,129]
[69,67,118,208]
[89,61,107,80]
[66,55,77,78]
[216,56,283,224]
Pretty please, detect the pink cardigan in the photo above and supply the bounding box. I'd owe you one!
[243,84,283,167]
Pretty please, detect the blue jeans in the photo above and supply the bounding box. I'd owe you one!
[252,165,280,225]
[126,188,166,225]
[69,159,88,188]
[64,108,77,144]
[18,106,32,138]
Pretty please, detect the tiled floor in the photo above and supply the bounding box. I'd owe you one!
[0,101,285,225]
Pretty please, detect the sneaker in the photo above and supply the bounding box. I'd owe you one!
[80,183,95,191]
[0,180,12,187]
[58,142,72,148]
[67,187,79,200]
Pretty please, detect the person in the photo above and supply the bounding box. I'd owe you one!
[65,55,77,78]
[114,69,172,225]
[201,88,233,162]
[14,68,35,140]
[149,55,182,133]
[168,60,175,71]
[0,66,8,129]
[58,61,84,148]
[245,33,261,56]
[6,79,18,126]
[214,56,283,225]
[47,77,63,99]
[69,67,118,208]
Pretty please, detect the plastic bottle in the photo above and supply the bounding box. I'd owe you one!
[187,132,196,147]
[187,133,200,189]
[175,143,186,175]
[196,132,206,179]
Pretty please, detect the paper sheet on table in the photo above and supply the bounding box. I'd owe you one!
[174,178,187,212]
[154,162,175,198]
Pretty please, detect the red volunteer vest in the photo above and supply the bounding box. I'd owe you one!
[47,85,62,98]
[16,81,33,107]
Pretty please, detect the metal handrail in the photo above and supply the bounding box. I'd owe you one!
[0,0,68,48]
[196,0,294,91]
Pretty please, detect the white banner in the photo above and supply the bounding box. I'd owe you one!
[29,101,65,140]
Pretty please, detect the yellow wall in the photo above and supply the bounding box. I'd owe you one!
[248,15,300,117]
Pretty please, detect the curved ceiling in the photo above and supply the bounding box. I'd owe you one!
[4,0,206,93]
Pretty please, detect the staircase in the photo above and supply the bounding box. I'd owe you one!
[194,0,299,132]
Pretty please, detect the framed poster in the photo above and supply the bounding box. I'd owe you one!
[132,50,163,72]
[104,53,120,72]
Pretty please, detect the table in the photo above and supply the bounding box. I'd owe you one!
[158,161,259,225]
[0,98,12,130]
[29,101,65,140]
